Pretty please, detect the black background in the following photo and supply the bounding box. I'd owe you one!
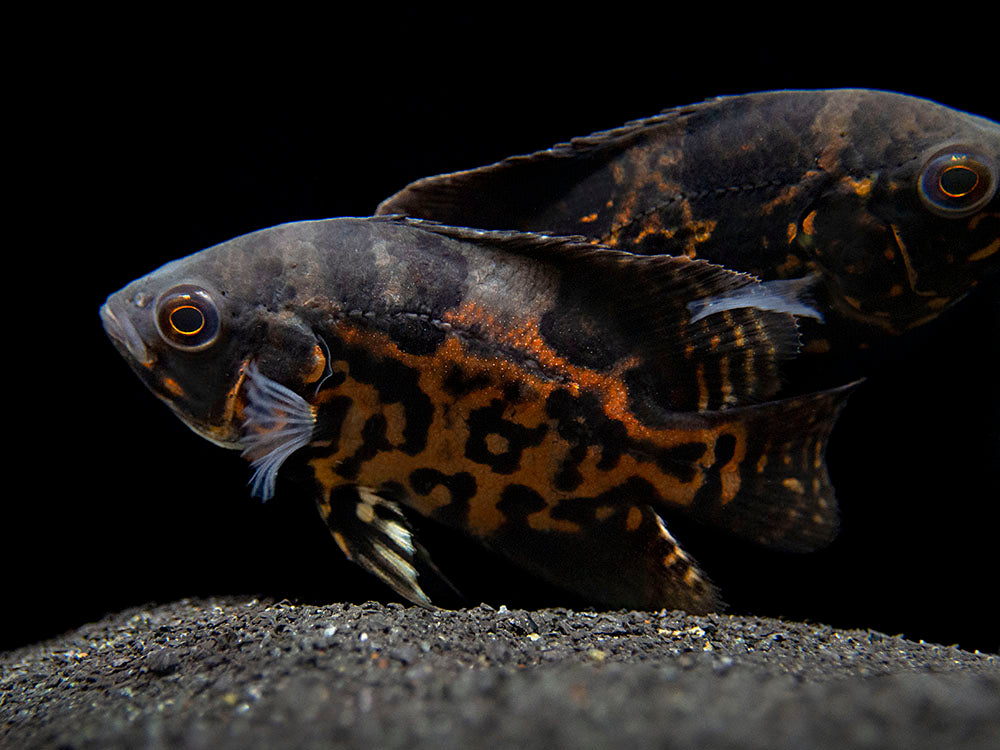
[8,13,998,653]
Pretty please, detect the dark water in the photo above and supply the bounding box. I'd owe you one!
[8,19,998,654]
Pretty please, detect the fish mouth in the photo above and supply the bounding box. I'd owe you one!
[100,302,152,365]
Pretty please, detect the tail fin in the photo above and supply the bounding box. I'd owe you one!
[673,381,858,552]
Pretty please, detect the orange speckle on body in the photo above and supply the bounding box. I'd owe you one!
[760,184,801,215]
[625,506,643,532]
[776,253,803,276]
[594,505,615,522]
[720,468,741,504]
[383,402,408,446]
[485,433,510,454]
[802,210,817,236]
[968,238,999,262]
[786,223,797,244]
[926,296,950,310]
[845,175,873,196]
[782,477,805,494]
[580,213,598,224]
[162,377,185,398]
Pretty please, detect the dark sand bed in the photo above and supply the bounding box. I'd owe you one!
[3,597,997,749]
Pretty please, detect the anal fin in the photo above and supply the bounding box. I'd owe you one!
[486,494,720,614]
[315,485,458,607]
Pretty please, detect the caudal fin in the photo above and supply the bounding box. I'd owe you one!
[673,381,858,552]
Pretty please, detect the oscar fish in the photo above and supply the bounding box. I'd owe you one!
[377,89,1000,391]
[100,216,852,612]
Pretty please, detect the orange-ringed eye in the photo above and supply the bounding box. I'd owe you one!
[169,304,206,335]
[919,149,996,217]
[155,284,221,350]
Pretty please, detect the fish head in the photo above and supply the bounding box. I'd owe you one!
[797,92,1000,333]
[100,225,330,451]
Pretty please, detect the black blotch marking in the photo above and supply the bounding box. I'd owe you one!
[690,432,739,517]
[378,480,408,503]
[409,468,478,530]
[338,414,391,481]
[554,443,588,492]
[632,438,706,483]
[465,399,548,474]
[310,395,352,448]
[546,389,625,474]
[496,484,548,525]
[326,336,434,455]
[383,316,446,356]
[442,365,493,397]
[714,433,737,465]
[538,292,627,372]
[317,369,347,393]
[545,388,706,480]
[549,476,662,525]
[502,380,532,404]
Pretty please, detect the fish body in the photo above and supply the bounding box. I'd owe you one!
[378,90,1000,390]
[101,217,851,612]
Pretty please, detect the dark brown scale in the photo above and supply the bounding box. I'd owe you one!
[378,89,1000,392]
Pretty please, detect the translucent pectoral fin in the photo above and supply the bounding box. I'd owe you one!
[240,362,316,501]
[687,274,825,324]
[316,485,458,608]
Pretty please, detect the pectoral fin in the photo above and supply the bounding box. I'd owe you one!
[315,485,457,607]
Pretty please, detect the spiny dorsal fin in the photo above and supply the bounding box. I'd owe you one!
[399,218,812,410]
[375,106,696,225]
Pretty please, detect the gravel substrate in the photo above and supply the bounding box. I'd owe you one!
[2,597,997,749]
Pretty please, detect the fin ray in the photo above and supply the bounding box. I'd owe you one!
[482,495,719,613]
[317,485,458,607]
[240,362,315,500]
[673,381,859,552]
[687,274,824,324]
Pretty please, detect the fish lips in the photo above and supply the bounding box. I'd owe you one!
[100,299,152,366]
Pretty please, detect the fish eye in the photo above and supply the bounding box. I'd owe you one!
[918,148,997,218]
[155,285,221,351]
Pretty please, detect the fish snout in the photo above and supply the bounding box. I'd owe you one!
[100,301,152,365]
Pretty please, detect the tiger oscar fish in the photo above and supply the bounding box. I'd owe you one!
[378,89,1000,391]
[100,216,853,612]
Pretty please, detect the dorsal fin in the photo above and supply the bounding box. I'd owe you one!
[376,108,693,227]
[400,218,811,410]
